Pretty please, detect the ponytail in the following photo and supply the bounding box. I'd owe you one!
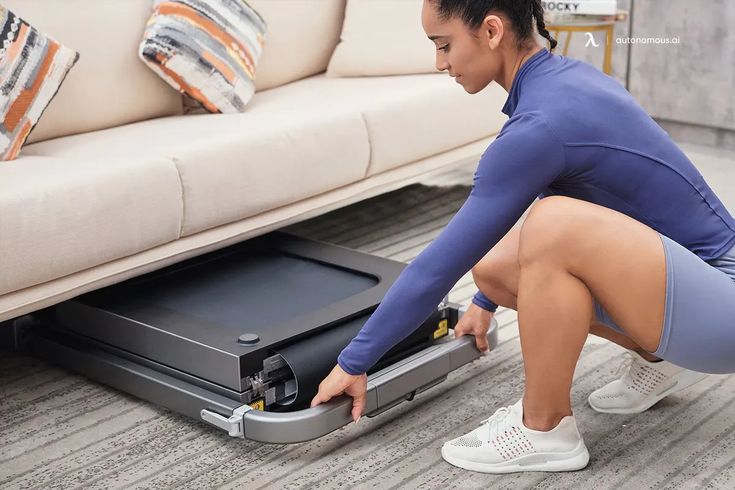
[532,0,558,51]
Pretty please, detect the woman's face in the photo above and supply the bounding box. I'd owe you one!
[421,0,506,94]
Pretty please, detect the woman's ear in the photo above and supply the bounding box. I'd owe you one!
[482,14,503,49]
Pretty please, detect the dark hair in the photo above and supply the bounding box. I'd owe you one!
[429,0,558,51]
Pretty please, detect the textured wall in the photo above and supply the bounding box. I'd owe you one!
[628,0,735,131]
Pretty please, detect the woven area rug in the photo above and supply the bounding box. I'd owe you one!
[2,183,734,489]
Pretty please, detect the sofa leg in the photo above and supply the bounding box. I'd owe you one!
[0,315,37,353]
[0,318,16,352]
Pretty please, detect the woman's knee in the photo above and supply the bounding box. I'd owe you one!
[471,249,520,303]
[472,254,503,290]
[518,196,583,266]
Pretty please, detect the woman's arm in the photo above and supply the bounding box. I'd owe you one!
[337,113,567,375]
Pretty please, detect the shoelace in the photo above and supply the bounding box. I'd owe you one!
[613,351,636,382]
[616,351,666,390]
[478,405,512,442]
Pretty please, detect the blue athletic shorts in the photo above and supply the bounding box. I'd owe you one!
[593,233,735,374]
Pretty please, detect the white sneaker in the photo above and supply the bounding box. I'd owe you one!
[441,398,590,473]
[588,350,707,414]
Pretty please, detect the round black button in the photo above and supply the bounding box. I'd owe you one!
[238,333,260,345]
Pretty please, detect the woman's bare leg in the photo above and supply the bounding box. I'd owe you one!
[472,224,661,361]
[473,196,667,431]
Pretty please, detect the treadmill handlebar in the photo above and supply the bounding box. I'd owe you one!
[202,307,498,443]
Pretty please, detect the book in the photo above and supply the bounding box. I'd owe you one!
[545,13,623,25]
[542,1,618,16]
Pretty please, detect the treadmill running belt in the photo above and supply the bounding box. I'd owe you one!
[273,315,367,409]
[127,253,378,331]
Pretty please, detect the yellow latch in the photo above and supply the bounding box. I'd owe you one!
[433,318,448,340]
[249,399,265,411]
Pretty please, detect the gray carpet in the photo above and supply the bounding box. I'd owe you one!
[2,183,734,489]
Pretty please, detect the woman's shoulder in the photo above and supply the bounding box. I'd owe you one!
[498,111,564,145]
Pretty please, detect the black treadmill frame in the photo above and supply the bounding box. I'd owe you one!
[19,231,500,443]
[24,310,498,443]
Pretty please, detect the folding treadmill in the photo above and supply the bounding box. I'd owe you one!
[17,231,498,444]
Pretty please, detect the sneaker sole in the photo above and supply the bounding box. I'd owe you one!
[441,440,590,474]
[587,369,708,414]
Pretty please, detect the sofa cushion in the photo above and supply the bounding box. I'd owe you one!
[0,6,79,160]
[327,0,439,77]
[246,73,509,175]
[1,138,492,323]
[24,73,506,237]
[139,0,267,113]
[250,0,345,91]
[0,155,183,296]
[2,0,184,145]
[22,110,371,237]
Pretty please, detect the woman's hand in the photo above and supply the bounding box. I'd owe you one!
[454,303,494,354]
[310,363,368,423]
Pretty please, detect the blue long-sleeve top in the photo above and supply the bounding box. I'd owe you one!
[337,47,735,375]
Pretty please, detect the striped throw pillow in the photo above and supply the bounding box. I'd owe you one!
[139,0,267,114]
[0,7,79,161]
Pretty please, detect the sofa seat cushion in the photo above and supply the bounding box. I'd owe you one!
[248,73,509,176]
[0,155,183,295]
[23,109,371,237]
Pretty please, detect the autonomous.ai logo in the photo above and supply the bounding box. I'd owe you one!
[586,33,682,46]
[616,36,681,45]
[585,32,600,47]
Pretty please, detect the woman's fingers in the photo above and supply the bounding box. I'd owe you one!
[454,318,488,352]
[454,320,471,337]
[310,387,333,408]
[458,324,489,353]
[346,374,368,423]
[350,389,366,423]
[310,367,368,425]
[310,376,344,408]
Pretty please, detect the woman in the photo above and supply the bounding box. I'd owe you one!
[310,0,735,474]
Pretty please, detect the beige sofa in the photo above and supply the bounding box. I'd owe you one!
[0,0,509,324]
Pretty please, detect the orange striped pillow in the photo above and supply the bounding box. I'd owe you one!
[139,0,267,114]
[0,7,79,161]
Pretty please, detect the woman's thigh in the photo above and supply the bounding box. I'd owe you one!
[595,234,735,374]
[519,196,668,354]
